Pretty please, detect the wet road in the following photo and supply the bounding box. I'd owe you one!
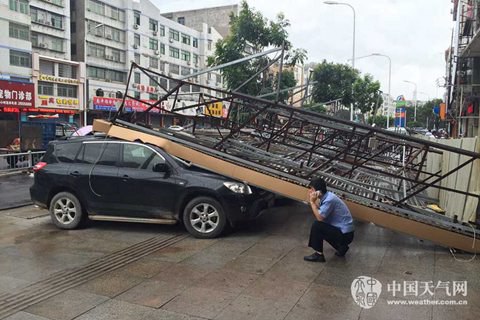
[0,203,479,320]
[0,173,33,210]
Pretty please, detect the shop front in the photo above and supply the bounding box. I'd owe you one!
[0,80,36,147]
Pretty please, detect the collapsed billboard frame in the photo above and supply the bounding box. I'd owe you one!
[103,60,480,251]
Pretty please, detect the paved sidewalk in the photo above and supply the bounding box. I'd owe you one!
[0,203,479,320]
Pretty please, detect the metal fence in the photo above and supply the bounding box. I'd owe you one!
[0,151,45,173]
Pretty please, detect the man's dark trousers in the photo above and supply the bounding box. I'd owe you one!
[308,220,354,252]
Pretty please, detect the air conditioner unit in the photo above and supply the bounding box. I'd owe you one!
[105,79,112,82]
[40,43,48,48]
[87,7,91,11]
[134,24,139,30]
[169,38,174,43]
[153,31,158,36]
[154,50,160,55]
[194,63,198,67]
[106,34,112,40]
[186,61,191,65]
[131,83,136,88]
[133,44,139,49]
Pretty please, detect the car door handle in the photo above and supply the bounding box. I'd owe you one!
[122,174,130,181]
[70,171,80,177]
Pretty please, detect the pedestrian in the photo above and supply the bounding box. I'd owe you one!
[304,177,355,262]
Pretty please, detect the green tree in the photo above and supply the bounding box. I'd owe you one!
[208,1,306,98]
[302,102,326,114]
[311,60,359,106]
[405,99,441,128]
[367,115,388,128]
[353,74,383,122]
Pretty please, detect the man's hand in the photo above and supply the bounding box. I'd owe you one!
[308,189,318,204]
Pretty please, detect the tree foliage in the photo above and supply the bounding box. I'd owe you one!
[353,74,383,116]
[311,60,383,121]
[406,98,442,128]
[311,60,359,107]
[208,1,306,98]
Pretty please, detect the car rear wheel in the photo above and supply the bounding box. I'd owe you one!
[183,197,226,239]
[49,192,84,229]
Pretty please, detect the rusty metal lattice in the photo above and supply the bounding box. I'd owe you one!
[109,62,480,239]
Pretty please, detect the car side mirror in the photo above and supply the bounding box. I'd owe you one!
[153,163,168,173]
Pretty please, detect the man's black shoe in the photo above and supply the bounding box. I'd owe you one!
[335,246,349,257]
[304,252,326,262]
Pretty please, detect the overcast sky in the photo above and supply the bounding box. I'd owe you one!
[154,0,453,101]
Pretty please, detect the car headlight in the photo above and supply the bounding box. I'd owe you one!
[223,182,252,194]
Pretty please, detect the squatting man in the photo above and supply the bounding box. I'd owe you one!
[304,177,355,262]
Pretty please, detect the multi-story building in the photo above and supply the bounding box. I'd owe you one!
[71,0,224,128]
[162,4,238,39]
[446,0,480,137]
[0,0,84,133]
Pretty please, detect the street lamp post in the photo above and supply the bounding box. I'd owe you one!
[324,1,356,121]
[404,80,417,122]
[354,53,392,127]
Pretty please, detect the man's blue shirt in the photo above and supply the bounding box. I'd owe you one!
[318,191,354,233]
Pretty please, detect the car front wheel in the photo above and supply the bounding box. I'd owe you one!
[183,197,226,239]
[49,192,84,229]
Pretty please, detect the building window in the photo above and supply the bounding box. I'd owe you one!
[134,53,140,64]
[169,46,179,59]
[134,34,140,47]
[177,17,185,25]
[38,81,54,95]
[51,14,63,29]
[181,33,190,45]
[9,22,29,41]
[58,63,77,78]
[9,0,29,14]
[51,38,64,52]
[57,84,77,98]
[134,10,140,25]
[169,29,179,41]
[149,93,158,100]
[149,18,158,31]
[87,42,105,58]
[149,57,159,69]
[159,25,165,36]
[110,7,124,21]
[87,0,104,15]
[134,91,140,99]
[9,50,31,68]
[169,64,179,75]
[193,54,199,65]
[88,66,126,83]
[149,38,158,50]
[39,60,54,75]
[181,67,190,76]
[149,76,158,86]
[216,74,222,85]
[192,37,198,48]
[208,26,212,34]
[160,62,166,72]
[159,77,167,88]
[160,43,165,54]
[134,72,140,83]
[208,40,212,51]
[181,50,190,62]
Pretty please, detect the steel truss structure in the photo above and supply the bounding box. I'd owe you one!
[100,61,480,252]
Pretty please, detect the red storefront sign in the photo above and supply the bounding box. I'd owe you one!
[0,80,35,108]
[0,107,77,114]
[93,97,164,112]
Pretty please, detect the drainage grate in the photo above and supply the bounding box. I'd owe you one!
[0,233,187,319]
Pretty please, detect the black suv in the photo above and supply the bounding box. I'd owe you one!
[30,138,274,238]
